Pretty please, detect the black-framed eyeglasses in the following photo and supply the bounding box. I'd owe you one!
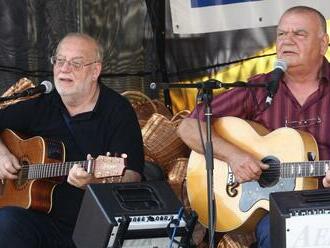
[285,116,321,128]
[50,55,99,71]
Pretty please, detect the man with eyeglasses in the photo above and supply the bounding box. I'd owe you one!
[0,33,144,247]
[178,6,330,248]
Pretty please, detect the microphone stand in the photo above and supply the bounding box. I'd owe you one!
[199,83,215,248]
[0,94,23,103]
[0,87,45,103]
[163,79,266,248]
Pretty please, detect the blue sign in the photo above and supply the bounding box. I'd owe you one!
[191,0,262,8]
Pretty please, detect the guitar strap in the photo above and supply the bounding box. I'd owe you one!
[61,112,87,157]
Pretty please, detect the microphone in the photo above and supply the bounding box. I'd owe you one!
[265,59,288,106]
[149,82,158,90]
[13,81,53,98]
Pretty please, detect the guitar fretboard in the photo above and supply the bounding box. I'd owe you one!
[21,160,93,180]
[281,161,330,178]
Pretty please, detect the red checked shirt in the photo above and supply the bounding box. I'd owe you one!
[191,58,330,160]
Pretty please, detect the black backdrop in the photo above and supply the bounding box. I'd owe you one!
[0,0,277,106]
[0,0,159,95]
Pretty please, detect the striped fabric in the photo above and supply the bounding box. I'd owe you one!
[191,58,330,161]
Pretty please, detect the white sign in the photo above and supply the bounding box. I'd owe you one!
[169,0,330,34]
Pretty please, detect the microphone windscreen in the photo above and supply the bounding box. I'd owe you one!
[40,81,54,94]
[274,59,288,72]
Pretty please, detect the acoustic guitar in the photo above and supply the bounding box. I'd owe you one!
[186,117,323,233]
[0,129,126,213]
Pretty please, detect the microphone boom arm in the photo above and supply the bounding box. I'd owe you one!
[153,79,266,90]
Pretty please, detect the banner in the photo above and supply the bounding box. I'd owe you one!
[169,0,330,34]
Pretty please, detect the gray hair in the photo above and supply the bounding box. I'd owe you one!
[281,6,327,34]
[55,33,104,62]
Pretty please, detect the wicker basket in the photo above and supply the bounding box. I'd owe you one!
[167,158,190,208]
[167,157,207,247]
[121,90,180,128]
[152,99,173,120]
[171,109,191,121]
[122,91,158,128]
[217,232,256,248]
[141,112,191,170]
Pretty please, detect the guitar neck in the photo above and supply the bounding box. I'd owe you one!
[281,161,330,178]
[22,160,92,180]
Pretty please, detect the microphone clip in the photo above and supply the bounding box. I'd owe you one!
[265,81,275,106]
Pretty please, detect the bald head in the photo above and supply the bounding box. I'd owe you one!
[55,33,104,62]
[280,6,327,35]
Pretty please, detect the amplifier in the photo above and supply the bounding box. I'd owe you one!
[73,181,188,248]
[270,188,330,248]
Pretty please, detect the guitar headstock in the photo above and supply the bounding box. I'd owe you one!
[93,154,127,179]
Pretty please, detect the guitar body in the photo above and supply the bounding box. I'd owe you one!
[0,129,65,213]
[186,117,319,233]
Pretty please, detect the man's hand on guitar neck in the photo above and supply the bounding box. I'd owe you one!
[67,154,142,189]
[322,170,330,188]
[226,147,269,183]
[67,154,94,189]
[177,117,269,184]
[0,140,20,180]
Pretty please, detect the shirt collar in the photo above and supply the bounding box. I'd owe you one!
[319,57,330,84]
[51,83,104,121]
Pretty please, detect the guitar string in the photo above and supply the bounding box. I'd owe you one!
[21,160,326,172]
[225,160,328,178]
[20,161,90,179]
[18,159,326,179]
[19,159,124,179]
[20,158,124,172]
[234,161,328,177]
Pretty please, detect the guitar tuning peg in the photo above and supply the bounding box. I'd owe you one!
[121,153,127,159]
[106,152,111,157]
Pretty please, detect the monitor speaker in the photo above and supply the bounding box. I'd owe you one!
[270,188,330,248]
[73,181,187,248]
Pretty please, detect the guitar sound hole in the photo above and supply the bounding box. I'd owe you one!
[15,160,29,188]
[258,156,280,188]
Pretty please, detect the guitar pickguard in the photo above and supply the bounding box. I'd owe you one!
[240,178,295,212]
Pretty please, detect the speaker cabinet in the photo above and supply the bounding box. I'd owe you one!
[73,181,185,248]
